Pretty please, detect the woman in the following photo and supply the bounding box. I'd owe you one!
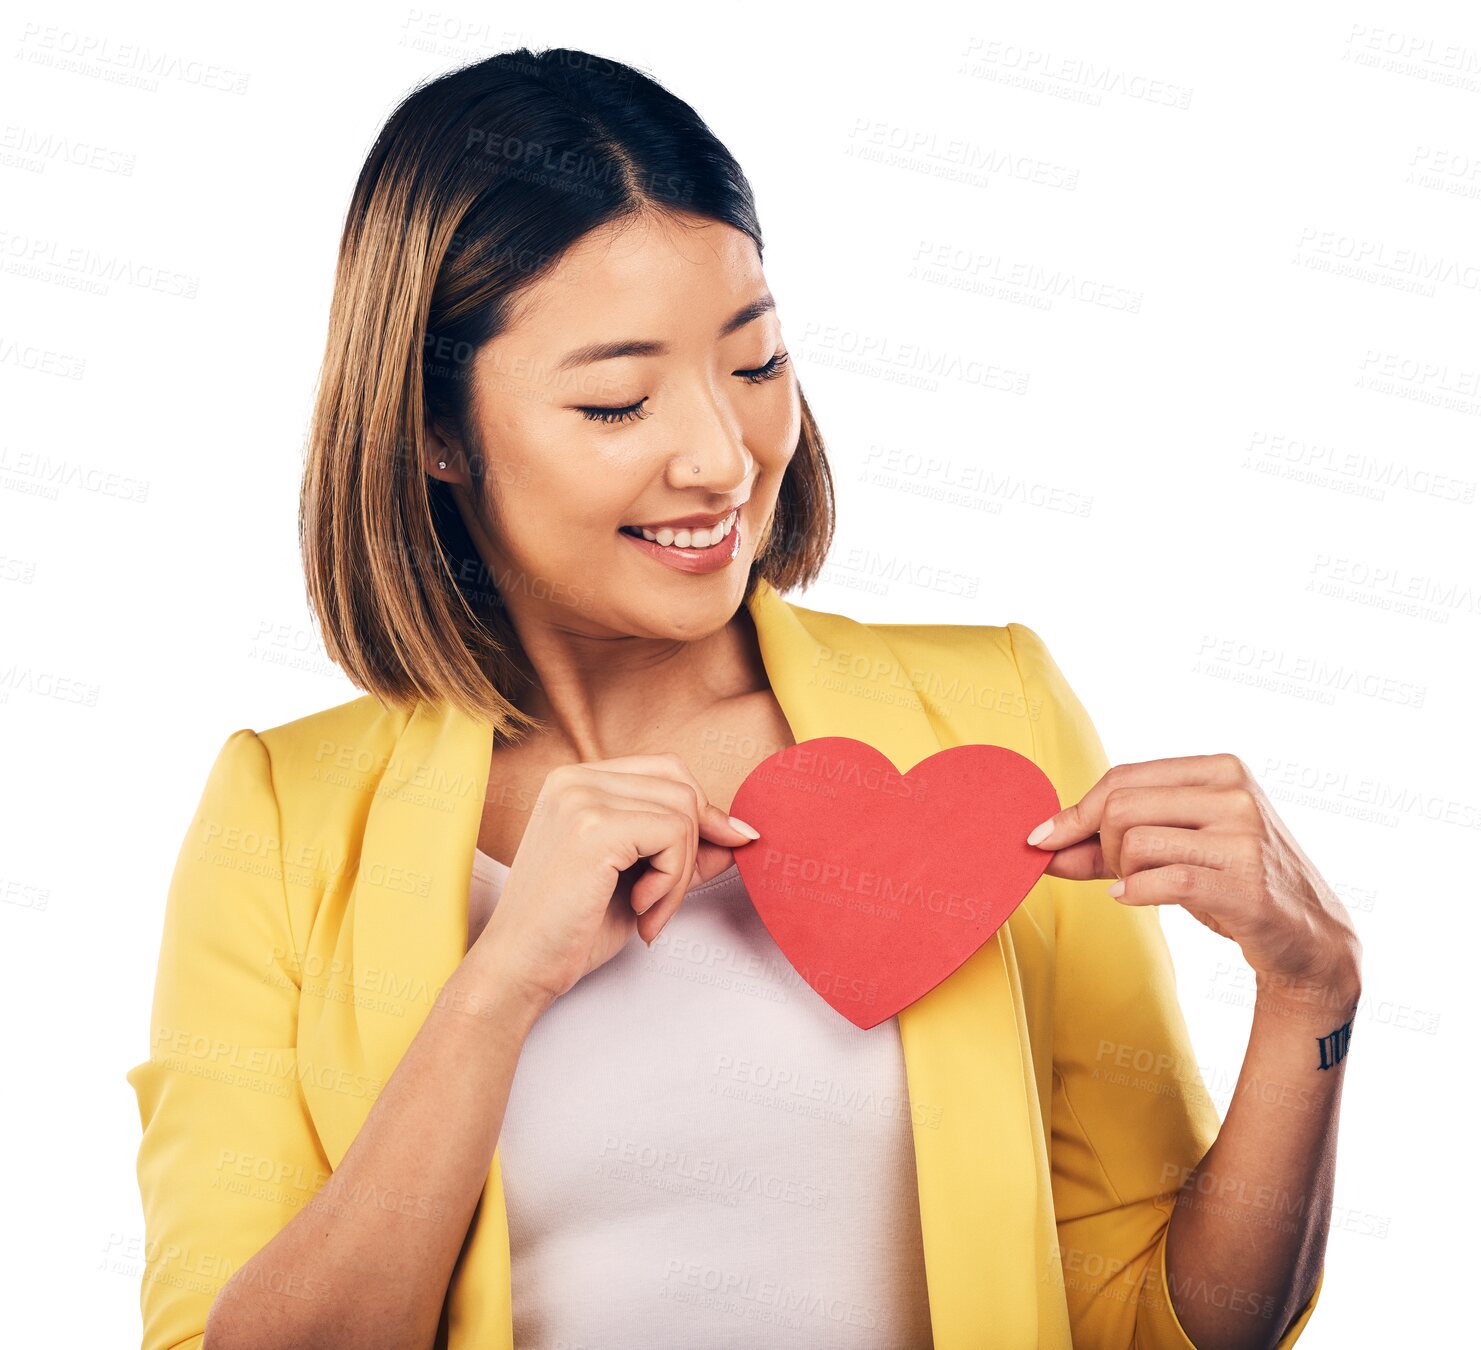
[126,47,1357,1350]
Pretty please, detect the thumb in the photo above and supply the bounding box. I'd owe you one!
[1026,795,1097,850]
[1039,837,1112,882]
[702,803,761,845]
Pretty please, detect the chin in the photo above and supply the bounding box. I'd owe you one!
[628,583,745,640]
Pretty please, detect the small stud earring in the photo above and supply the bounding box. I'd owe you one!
[438,459,447,470]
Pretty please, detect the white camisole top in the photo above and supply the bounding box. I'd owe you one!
[466,848,937,1349]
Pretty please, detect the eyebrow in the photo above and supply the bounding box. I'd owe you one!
[554,294,777,371]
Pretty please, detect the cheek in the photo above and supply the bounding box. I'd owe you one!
[487,428,637,541]
[743,384,802,471]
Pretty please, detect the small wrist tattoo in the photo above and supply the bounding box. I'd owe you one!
[1316,1018,1354,1070]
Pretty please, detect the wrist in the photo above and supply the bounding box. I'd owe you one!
[463,929,557,1031]
[1253,971,1361,1030]
[1255,936,1361,1015]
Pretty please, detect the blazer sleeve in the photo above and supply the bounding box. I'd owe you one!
[124,729,333,1350]
[1007,623,1324,1349]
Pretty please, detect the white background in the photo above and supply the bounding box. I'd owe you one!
[3,1,1475,1343]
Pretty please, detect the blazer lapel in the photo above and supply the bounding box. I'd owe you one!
[300,576,1045,1349]
[298,690,503,1343]
[745,579,1047,1349]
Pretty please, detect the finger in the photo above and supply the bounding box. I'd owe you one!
[597,794,738,890]
[688,840,741,885]
[1119,826,1258,882]
[585,797,692,916]
[639,836,743,944]
[636,875,694,946]
[1040,837,1109,882]
[567,756,761,844]
[1111,860,1246,915]
[598,804,694,920]
[1026,755,1253,851]
[587,770,733,873]
[1098,786,1260,878]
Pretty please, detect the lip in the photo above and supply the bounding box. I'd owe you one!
[618,512,743,575]
[622,500,748,532]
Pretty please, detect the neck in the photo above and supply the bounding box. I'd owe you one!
[501,601,767,762]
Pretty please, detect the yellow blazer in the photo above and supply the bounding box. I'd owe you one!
[126,576,1324,1349]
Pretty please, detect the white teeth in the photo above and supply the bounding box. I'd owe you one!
[637,509,737,548]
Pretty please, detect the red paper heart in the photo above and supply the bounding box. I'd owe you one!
[730,736,1061,1029]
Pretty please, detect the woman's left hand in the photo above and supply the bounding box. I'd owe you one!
[1025,753,1363,1013]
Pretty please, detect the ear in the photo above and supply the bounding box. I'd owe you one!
[424,419,470,485]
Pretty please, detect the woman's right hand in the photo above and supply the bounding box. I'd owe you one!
[478,752,760,1012]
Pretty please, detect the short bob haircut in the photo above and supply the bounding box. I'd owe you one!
[300,46,836,741]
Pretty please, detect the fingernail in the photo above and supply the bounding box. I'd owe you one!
[728,814,761,840]
[1107,880,1125,897]
[1025,818,1055,847]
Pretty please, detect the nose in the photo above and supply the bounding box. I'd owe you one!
[662,400,752,496]
[667,452,749,493]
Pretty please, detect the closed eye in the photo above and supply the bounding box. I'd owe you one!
[576,350,791,424]
[578,399,650,426]
[737,350,790,385]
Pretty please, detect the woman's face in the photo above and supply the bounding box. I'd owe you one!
[433,210,800,644]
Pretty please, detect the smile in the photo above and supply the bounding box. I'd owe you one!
[616,508,743,575]
[618,508,739,549]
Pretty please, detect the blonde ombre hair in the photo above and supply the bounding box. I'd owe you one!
[299,48,836,739]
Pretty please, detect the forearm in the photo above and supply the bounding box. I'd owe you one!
[203,931,550,1350]
[1161,978,1359,1349]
